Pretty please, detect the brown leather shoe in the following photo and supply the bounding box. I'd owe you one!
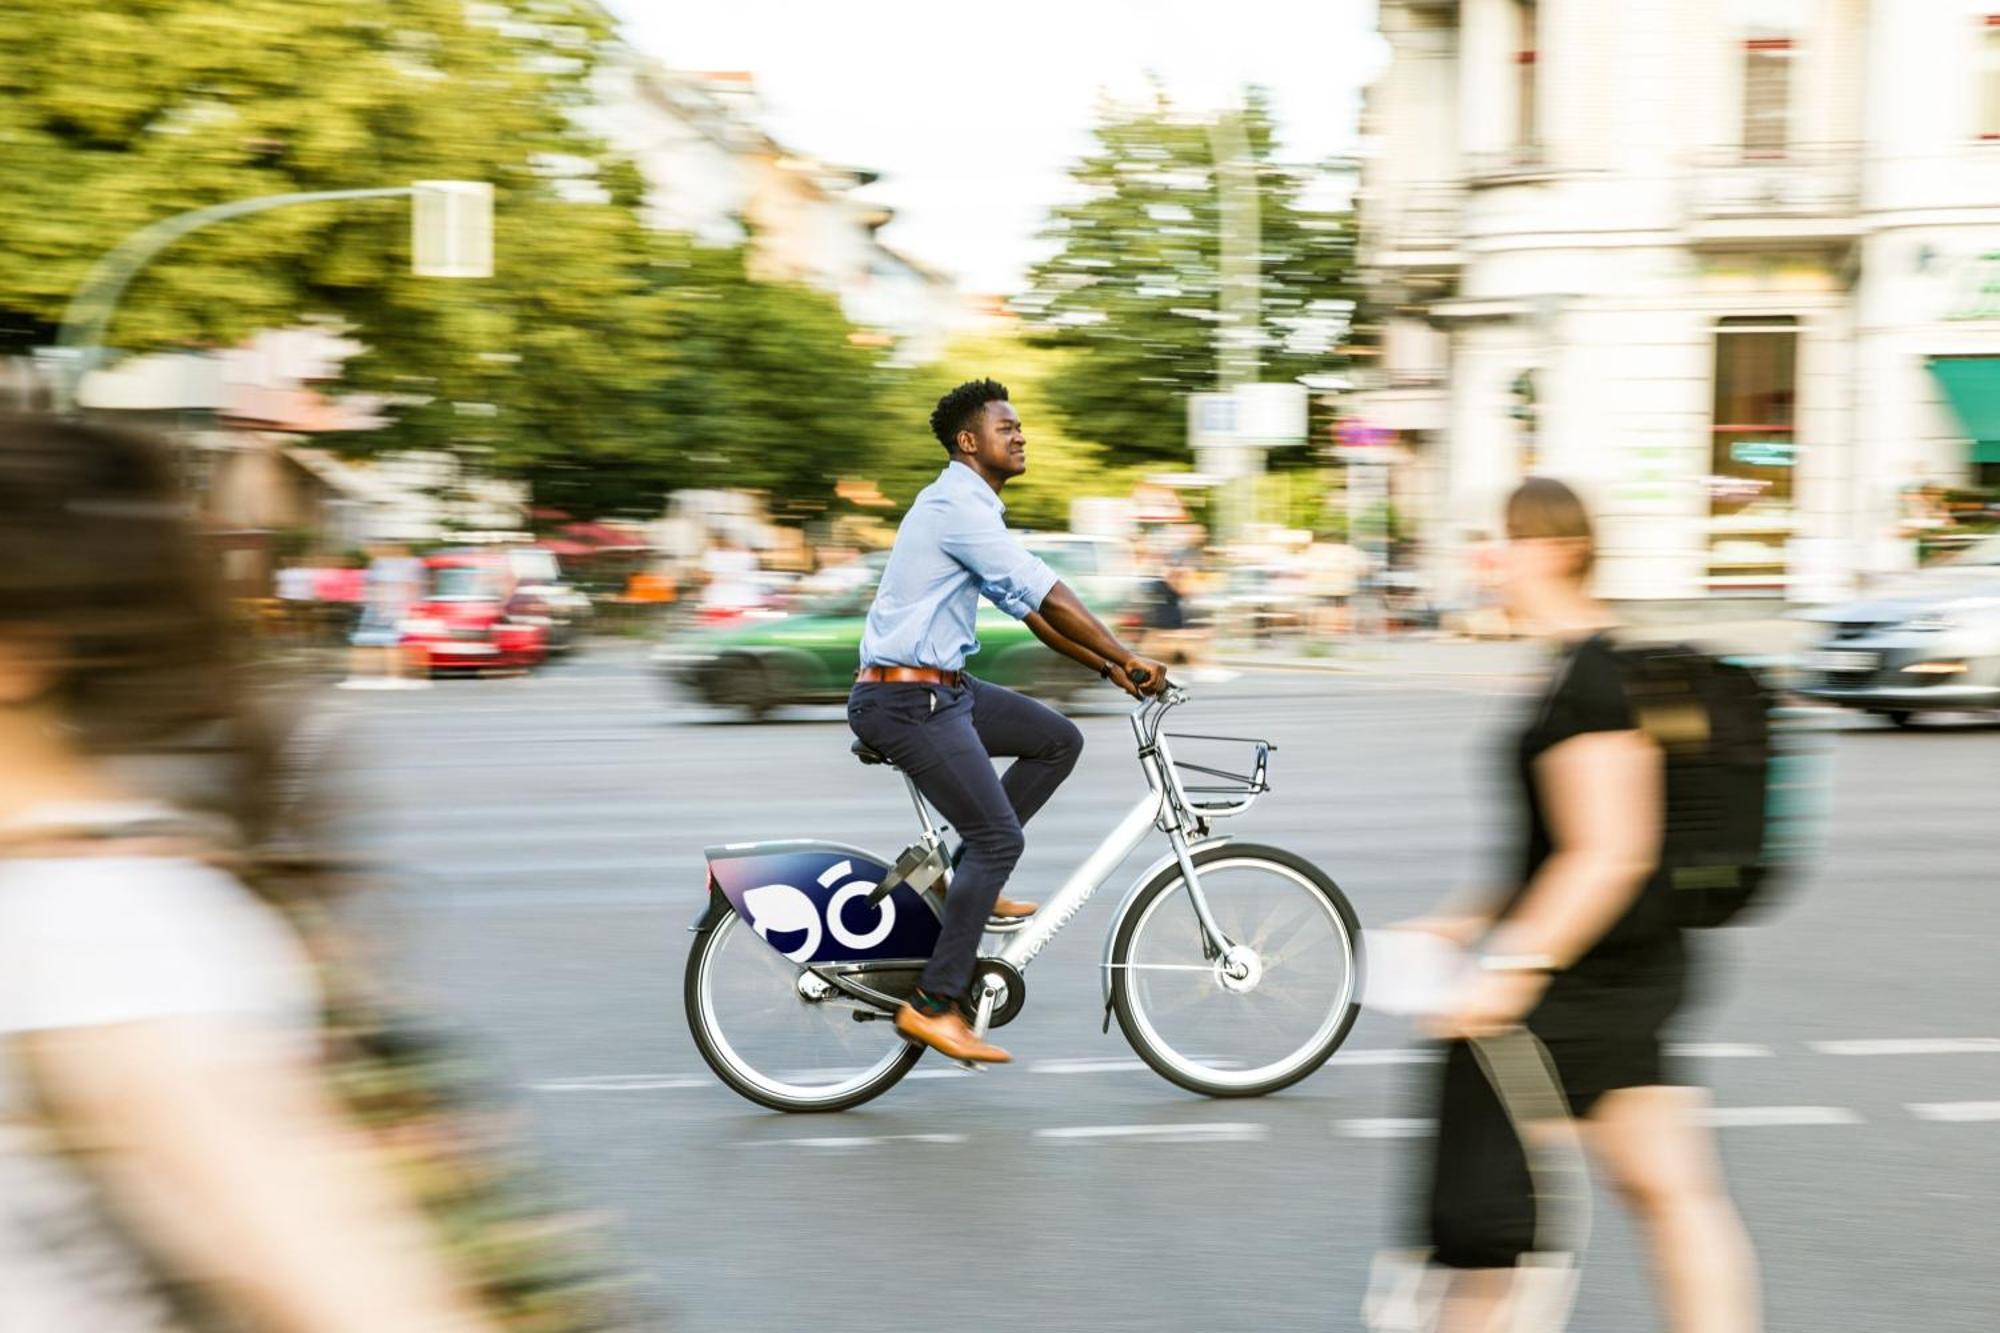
[935,885,1038,919]
[894,1003,1012,1063]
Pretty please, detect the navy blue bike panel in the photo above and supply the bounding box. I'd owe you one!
[705,840,942,965]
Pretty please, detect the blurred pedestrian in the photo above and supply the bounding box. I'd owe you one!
[1392,478,1758,1332]
[0,415,504,1331]
[1137,556,1232,681]
[342,543,426,690]
[1303,537,1368,638]
[697,535,761,622]
[275,559,318,646]
[800,544,872,600]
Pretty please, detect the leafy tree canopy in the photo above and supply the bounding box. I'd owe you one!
[1016,86,1358,464]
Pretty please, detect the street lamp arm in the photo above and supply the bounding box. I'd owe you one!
[54,186,415,408]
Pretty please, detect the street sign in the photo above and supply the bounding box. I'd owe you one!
[1729,440,1797,468]
[412,181,494,279]
[1233,382,1308,445]
[1334,419,1395,461]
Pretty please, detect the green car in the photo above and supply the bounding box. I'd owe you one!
[653,534,1138,718]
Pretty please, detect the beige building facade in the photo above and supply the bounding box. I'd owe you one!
[1359,0,2000,603]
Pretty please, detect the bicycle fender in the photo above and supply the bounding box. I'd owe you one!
[1098,835,1236,1009]
[704,838,943,966]
[689,878,731,934]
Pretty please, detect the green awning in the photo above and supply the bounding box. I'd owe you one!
[1928,356,2000,464]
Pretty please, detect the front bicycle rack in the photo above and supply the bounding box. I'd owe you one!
[1162,731,1274,819]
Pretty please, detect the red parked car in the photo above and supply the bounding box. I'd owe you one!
[399,552,549,674]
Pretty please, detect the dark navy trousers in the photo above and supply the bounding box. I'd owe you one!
[846,675,1083,999]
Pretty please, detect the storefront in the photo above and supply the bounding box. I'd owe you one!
[1929,355,2000,489]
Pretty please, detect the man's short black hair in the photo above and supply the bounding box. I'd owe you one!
[930,378,1010,454]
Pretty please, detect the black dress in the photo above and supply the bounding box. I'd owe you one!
[1423,632,1689,1270]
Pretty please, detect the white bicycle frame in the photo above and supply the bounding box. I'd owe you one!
[891,686,1270,1028]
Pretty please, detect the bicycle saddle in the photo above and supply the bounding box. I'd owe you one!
[850,740,893,767]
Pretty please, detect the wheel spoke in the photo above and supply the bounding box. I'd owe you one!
[693,915,912,1107]
[1115,855,1357,1093]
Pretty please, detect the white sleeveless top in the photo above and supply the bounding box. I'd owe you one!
[0,807,319,1328]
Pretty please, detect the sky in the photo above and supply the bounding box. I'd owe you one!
[602,0,1386,295]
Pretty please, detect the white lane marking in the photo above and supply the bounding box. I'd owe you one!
[531,1075,712,1092]
[1668,1042,1774,1059]
[1907,1102,2000,1123]
[1031,1057,1147,1075]
[744,1134,967,1149]
[1035,1122,1268,1144]
[1338,1107,1865,1137]
[1811,1038,2000,1056]
[1697,1106,1863,1128]
[1335,1118,1432,1139]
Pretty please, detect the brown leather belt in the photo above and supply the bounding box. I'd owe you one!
[855,665,962,687]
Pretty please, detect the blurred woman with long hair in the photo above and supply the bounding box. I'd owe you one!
[1400,478,1759,1332]
[0,414,503,1330]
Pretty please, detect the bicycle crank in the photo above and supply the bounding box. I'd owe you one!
[968,958,1026,1032]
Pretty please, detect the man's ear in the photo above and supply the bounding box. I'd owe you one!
[956,430,976,455]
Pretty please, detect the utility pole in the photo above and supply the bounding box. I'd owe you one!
[1207,108,1261,542]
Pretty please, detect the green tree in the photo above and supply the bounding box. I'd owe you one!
[1016,86,1358,464]
[0,1,617,349]
[875,330,1156,531]
[638,238,898,522]
[0,2,913,523]
[0,0,677,500]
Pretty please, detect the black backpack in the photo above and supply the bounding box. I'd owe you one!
[1607,639,1823,928]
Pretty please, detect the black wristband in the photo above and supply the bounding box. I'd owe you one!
[1098,660,1113,679]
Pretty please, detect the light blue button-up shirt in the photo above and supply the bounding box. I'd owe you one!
[859,462,1060,671]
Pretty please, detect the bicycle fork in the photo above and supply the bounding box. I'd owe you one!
[1166,827,1232,962]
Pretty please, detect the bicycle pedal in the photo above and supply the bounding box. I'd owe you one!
[984,915,1029,934]
[954,1059,990,1074]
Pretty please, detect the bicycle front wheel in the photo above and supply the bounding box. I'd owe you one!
[686,909,921,1113]
[1109,843,1362,1097]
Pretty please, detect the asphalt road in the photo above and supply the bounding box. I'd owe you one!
[325,644,1999,1332]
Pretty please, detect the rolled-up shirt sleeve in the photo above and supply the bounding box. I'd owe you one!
[940,509,1059,620]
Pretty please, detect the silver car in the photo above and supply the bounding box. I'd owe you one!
[1795,534,2000,726]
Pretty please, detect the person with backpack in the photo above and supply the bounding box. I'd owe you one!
[1393,477,1761,1333]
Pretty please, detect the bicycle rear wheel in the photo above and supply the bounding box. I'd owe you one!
[686,909,920,1113]
[1109,843,1362,1097]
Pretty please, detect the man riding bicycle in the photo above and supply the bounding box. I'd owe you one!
[848,379,1168,1065]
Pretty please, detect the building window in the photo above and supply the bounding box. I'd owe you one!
[1708,317,1799,590]
[1982,16,2000,140]
[1513,0,1539,151]
[1742,37,1793,158]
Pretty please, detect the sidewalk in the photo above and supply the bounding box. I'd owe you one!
[1217,616,1812,680]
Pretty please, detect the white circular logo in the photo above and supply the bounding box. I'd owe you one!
[826,881,895,950]
[742,883,823,962]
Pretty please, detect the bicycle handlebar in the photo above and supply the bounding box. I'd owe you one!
[1128,681,1190,726]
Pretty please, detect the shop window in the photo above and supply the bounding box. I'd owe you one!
[1982,17,2000,140]
[1708,317,1799,591]
[1743,37,1793,158]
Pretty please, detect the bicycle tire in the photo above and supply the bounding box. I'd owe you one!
[1110,842,1363,1098]
[684,911,922,1113]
